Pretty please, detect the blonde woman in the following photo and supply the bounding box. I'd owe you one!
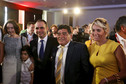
[89,18,126,84]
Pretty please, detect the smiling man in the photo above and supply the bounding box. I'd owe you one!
[30,19,58,84]
[51,25,92,84]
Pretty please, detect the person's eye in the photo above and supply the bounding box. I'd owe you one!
[36,27,39,29]
[97,29,101,32]
[92,29,95,32]
[57,33,61,36]
[62,32,67,35]
[40,27,44,29]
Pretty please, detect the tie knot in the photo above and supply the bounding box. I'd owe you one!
[40,40,44,43]
[60,46,64,48]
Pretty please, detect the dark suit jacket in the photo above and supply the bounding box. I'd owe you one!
[52,41,93,84]
[30,36,58,84]
[21,31,38,42]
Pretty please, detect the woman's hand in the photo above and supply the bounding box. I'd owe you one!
[99,78,107,84]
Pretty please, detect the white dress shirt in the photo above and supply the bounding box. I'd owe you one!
[27,32,33,43]
[55,41,70,84]
[37,35,48,57]
[116,33,126,55]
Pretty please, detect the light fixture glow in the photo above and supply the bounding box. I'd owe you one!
[19,10,25,30]
[74,7,81,15]
[4,6,8,24]
[63,9,68,14]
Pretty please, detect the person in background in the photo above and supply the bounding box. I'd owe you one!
[0,26,4,41]
[20,45,34,84]
[50,24,58,38]
[2,19,28,84]
[109,16,126,55]
[30,19,58,84]
[89,18,126,84]
[21,22,38,44]
[85,29,95,48]
[109,15,126,84]
[51,24,93,84]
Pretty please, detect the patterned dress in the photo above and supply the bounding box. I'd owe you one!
[3,36,27,84]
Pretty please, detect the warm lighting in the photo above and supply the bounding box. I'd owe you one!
[63,8,68,14]
[4,6,8,24]
[74,7,81,15]
[19,10,25,30]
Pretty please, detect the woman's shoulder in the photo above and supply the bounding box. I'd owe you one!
[107,39,120,46]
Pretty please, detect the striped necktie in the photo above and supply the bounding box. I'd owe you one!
[56,46,64,84]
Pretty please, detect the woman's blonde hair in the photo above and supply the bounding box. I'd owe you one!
[91,18,110,37]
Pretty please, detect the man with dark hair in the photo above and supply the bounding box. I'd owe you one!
[109,16,126,84]
[51,24,93,84]
[21,22,37,44]
[109,16,126,55]
[30,19,58,84]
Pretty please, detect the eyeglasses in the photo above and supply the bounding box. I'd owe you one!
[94,19,107,26]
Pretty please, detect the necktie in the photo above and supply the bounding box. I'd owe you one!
[56,46,64,84]
[39,40,44,60]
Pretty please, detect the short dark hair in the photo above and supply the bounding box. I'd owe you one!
[36,19,47,27]
[27,22,35,27]
[21,45,32,57]
[57,25,72,34]
[115,15,126,32]
[3,19,21,35]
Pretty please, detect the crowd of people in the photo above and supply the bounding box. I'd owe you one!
[0,15,126,84]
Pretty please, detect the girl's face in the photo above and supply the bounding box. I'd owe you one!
[21,51,29,61]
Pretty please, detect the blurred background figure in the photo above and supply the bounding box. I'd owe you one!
[21,22,38,44]
[49,24,58,38]
[85,26,95,48]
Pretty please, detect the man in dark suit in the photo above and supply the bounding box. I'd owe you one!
[52,25,93,84]
[30,19,58,84]
[21,22,38,44]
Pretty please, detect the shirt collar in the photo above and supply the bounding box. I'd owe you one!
[38,35,48,43]
[27,32,33,36]
[23,58,30,64]
[58,41,71,48]
[116,33,126,42]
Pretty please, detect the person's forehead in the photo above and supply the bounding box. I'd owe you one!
[35,21,46,27]
[58,29,68,33]
[7,23,13,27]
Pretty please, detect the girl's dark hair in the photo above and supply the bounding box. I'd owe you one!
[21,45,32,57]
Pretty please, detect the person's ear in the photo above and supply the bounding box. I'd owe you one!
[121,26,125,32]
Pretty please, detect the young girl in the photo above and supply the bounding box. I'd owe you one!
[20,45,34,84]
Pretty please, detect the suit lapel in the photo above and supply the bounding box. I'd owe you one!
[44,37,51,57]
[65,42,74,71]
